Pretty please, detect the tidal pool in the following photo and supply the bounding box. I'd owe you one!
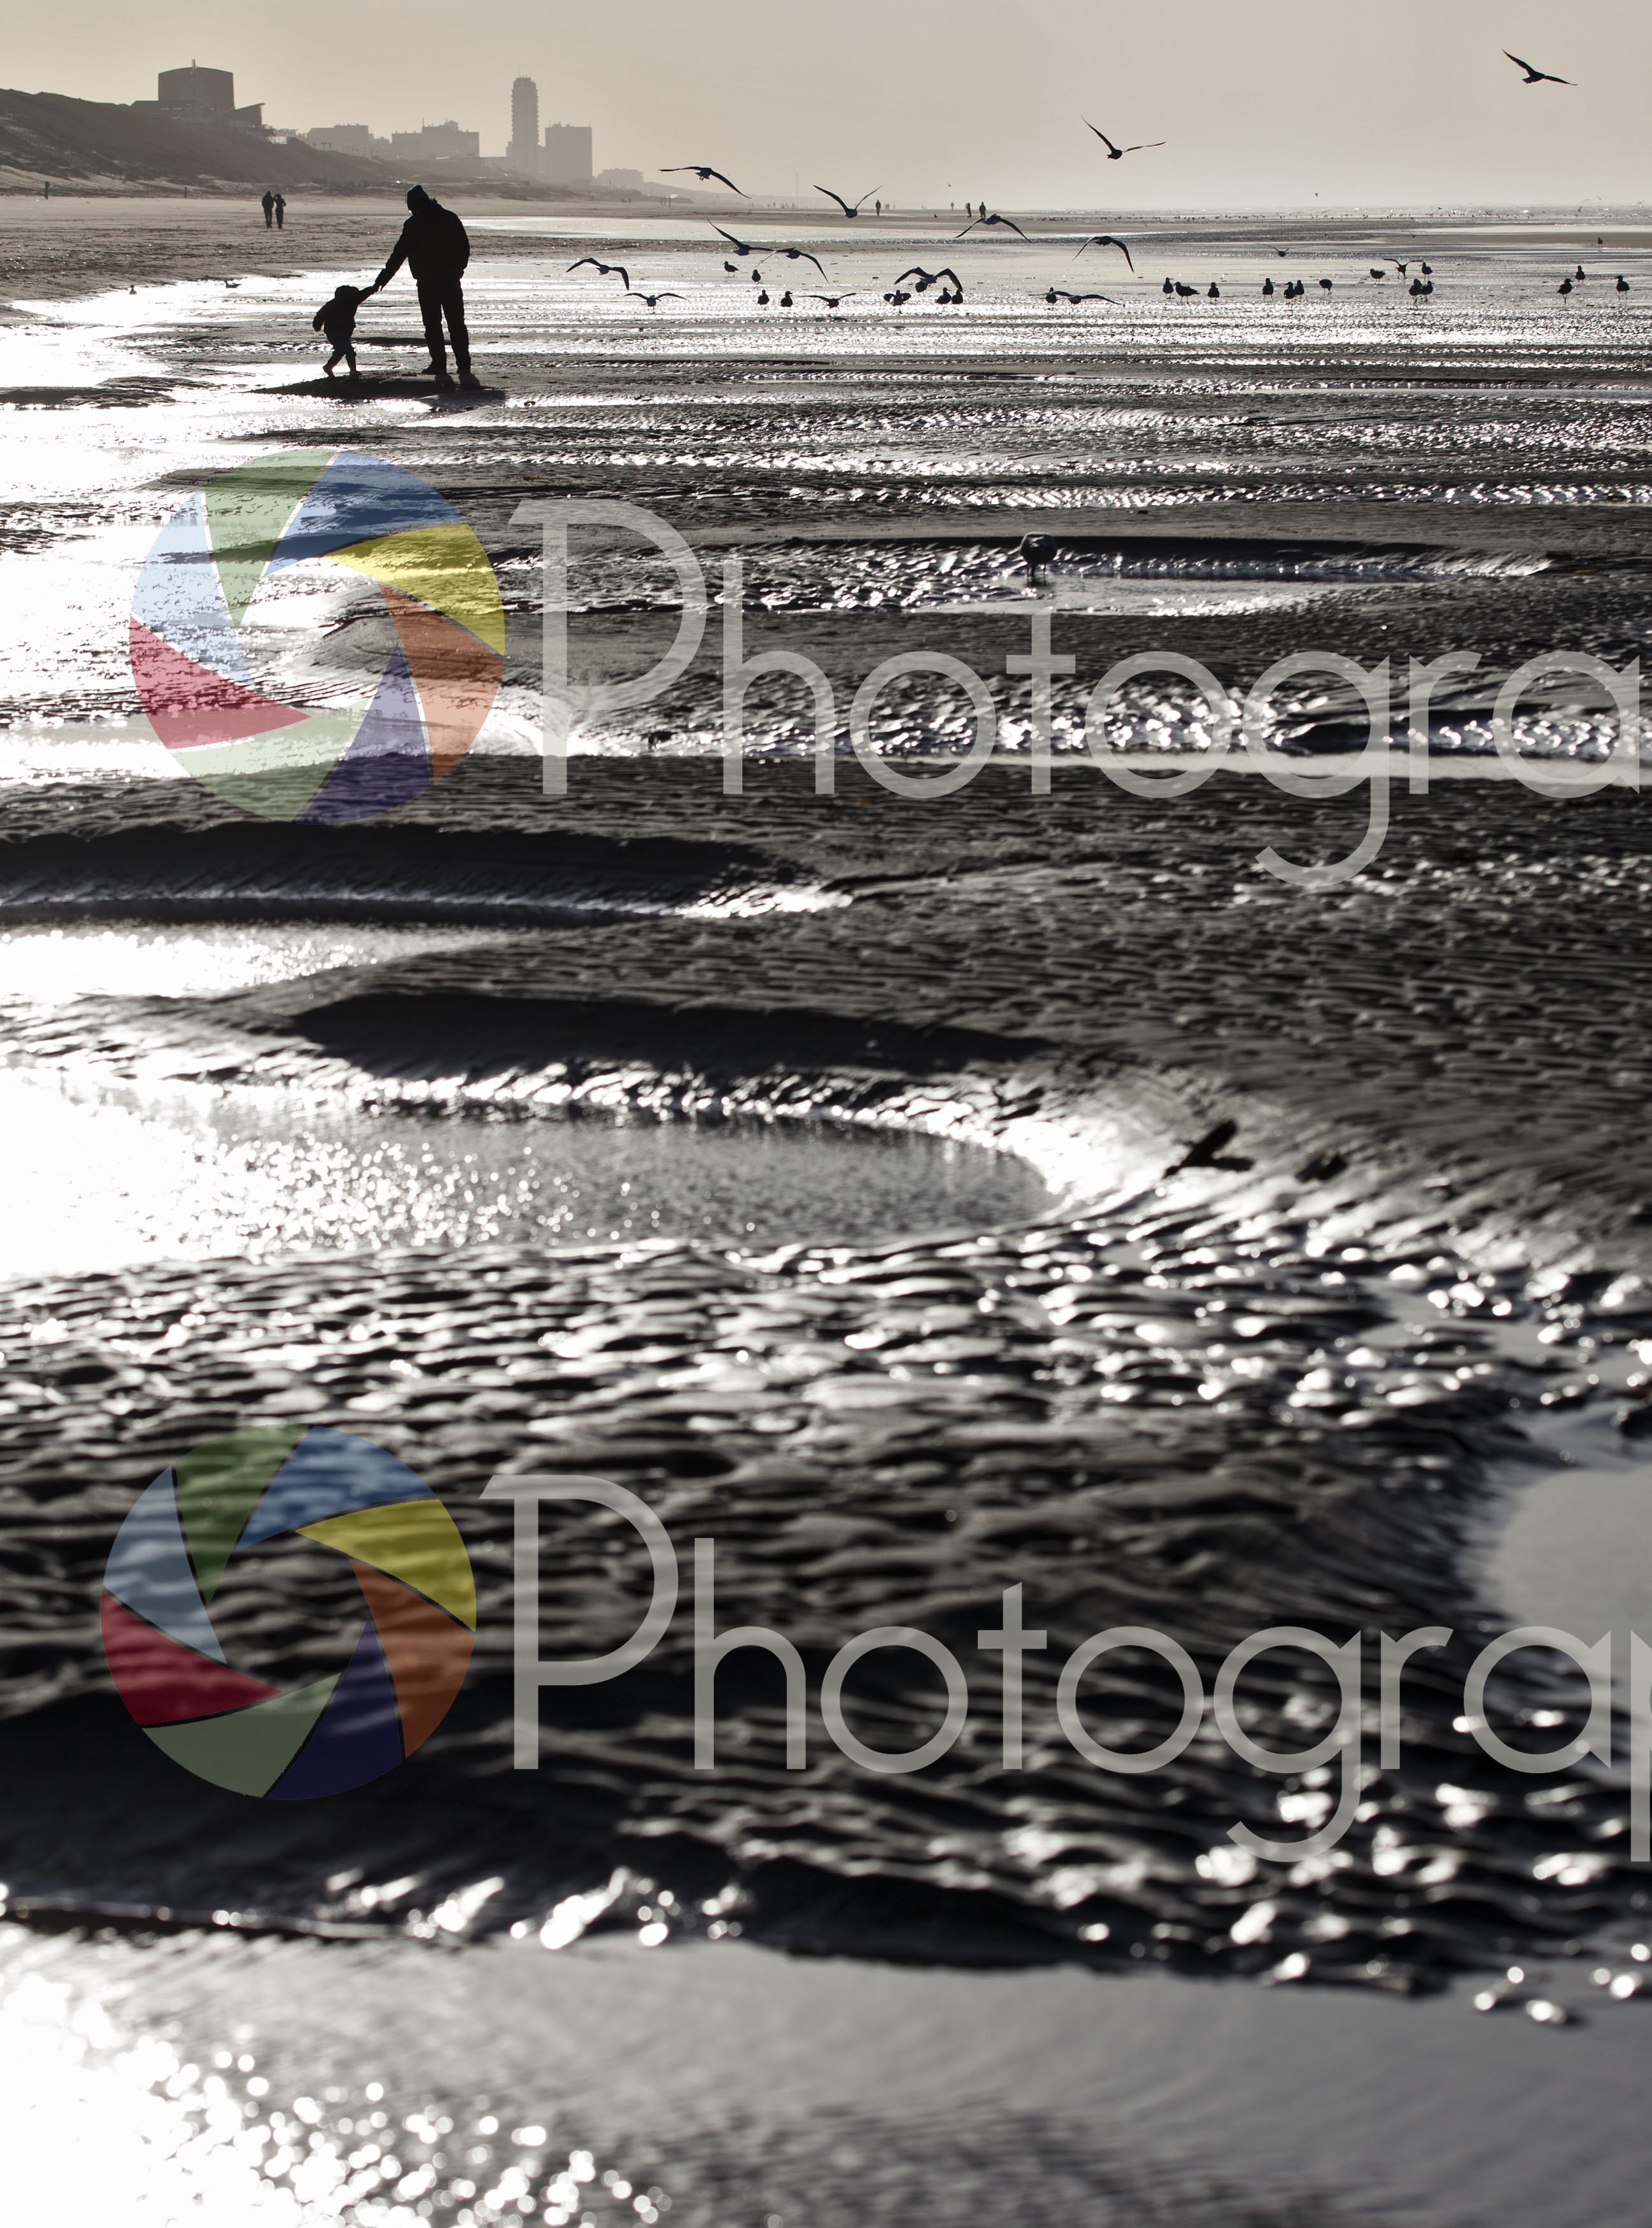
[0,1065,1054,1280]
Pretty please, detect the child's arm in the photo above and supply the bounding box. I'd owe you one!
[312,307,326,332]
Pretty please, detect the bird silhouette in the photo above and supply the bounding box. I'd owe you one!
[770,245,830,274]
[1083,122,1166,160]
[1020,533,1057,584]
[1421,261,1434,274]
[1618,274,1632,293]
[954,211,1031,240]
[815,185,879,218]
[663,164,745,194]
[1074,234,1135,272]
[1262,276,1274,296]
[1174,281,1196,298]
[1558,278,1574,299]
[568,257,631,289]
[628,290,682,309]
[757,290,770,306]
[1207,283,1220,299]
[779,290,794,307]
[1043,288,1119,305]
[712,226,756,257]
[723,261,739,274]
[1162,276,1175,295]
[810,293,855,309]
[1575,264,1588,280]
[894,265,964,295]
[1504,50,1574,85]
[1369,267,1387,279]
[1318,277,1333,292]
[1391,260,1409,274]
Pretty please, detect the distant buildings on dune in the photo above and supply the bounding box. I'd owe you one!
[130,60,654,193]
[132,66,265,133]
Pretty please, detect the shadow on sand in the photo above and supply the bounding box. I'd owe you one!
[260,376,504,405]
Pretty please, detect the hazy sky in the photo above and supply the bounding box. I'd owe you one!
[11,1,1649,208]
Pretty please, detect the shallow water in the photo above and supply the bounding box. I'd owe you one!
[0,1064,1054,1276]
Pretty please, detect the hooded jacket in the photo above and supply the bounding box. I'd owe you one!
[376,190,470,287]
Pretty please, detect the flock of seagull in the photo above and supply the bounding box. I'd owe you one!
[570,52,1619,319]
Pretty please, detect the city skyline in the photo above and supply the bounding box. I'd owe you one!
[4,0,1651,207]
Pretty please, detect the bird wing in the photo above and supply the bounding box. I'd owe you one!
[814,186,853,215]
[612,267,631,290]
[893,267,933,285]
[952,220,985,240]
[936,269,963,290]
[1077,293,1119,304]
[1504,50,1536,71]
[712,226,749,251]
[1084,122,1122,155]
[567,258,597,272]
[995,216,1031,237]
[1076,234,1135,271]
[800,252,828,276]
[1123,142,1166,153]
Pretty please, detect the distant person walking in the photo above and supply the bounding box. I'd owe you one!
[262,189,275,229]
[273,192,286,230]
[371,185,478,391]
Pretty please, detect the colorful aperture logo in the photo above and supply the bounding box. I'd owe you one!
[101,1425,475,1799]
[129,446,504,824]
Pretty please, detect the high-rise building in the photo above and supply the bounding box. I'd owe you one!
[543,123,593,187]
[508,76,539,171]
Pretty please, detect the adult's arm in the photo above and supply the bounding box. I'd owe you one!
[373,221,413,291]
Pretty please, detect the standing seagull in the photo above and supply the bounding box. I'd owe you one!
[815,185,879,218]
[1073,234,1136,272]
[1503,50,1574,85]
[1083,122,1166,160]
[663,165,746,194]
[954,211,1031,240]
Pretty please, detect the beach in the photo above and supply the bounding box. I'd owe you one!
[3,195,1652,2224]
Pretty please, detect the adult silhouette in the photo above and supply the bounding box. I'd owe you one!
[372,185,478,391]
[273,192,286,231]
[261,189,274,229]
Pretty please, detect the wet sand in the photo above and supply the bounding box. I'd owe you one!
[3,205,1652,2225]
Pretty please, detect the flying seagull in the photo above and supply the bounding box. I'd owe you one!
[770,245,830,275]
[810,293,856,309]
[894,265,964,294]
[663,164,745,194]
[1503,50,1574,85]
[568,257,631,288]
[1074,233,1136,272]
[1043,289,1119,305]
[815,185,879,217]
[1084,123,1166,160]
[954,211,1031,239]
[712,225,755,256]
[628,290,683,310]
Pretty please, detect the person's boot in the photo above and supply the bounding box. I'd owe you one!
[457,370,483,390]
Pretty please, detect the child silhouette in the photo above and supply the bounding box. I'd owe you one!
[313,283,373,381]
